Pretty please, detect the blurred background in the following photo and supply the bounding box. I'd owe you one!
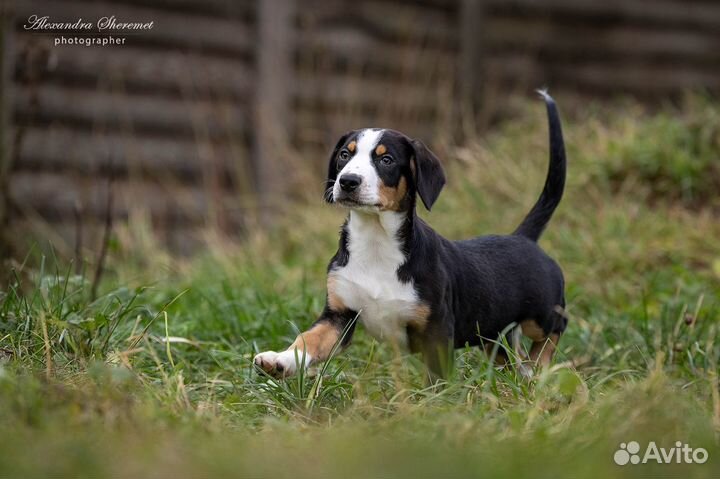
[0,0,718,259]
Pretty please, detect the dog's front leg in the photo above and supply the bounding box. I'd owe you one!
[407,313,455,382]
[254,306,357,379]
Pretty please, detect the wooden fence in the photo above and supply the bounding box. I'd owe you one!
[1,0,718,256]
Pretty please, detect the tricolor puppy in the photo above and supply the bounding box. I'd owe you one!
[254,92,567,379]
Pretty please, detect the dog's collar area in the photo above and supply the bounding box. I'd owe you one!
[348,209,412,245]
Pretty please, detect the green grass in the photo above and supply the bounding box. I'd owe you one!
[1,94,720,478]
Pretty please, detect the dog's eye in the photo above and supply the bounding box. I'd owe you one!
[338,150,350,161]
[380,155,394,166]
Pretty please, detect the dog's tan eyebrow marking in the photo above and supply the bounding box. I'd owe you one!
[347,141,356,152]
[375,144,387,155]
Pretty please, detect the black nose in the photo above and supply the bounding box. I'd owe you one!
[339,174,362,192]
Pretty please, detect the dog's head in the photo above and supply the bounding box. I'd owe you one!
[325,128,446,212]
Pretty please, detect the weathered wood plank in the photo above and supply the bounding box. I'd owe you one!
[14,84,248,139]
[357,0,457,47]
[293,73,448,112]
[550,62,720,93]
[484,17,720,63]
[8,171,240,224]
[15,126,239,183]
[17,0,255,57]
[296,30,455,79]
[0,2,15,256]
[486,0,720,32]
[483,53,720,94]
[104,0,256,21]
[391,0,458,12]
[13,34,254,99]
[298,0,458,48]
[460,0,484,113]
[293,107,439,148]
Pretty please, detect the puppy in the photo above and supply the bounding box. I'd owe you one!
[254,92,567,379]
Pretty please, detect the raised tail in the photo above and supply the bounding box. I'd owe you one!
[513,90,567,242]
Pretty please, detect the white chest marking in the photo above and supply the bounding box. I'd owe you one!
[329,211,420,347]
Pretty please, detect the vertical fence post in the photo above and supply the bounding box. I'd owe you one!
[0,2,15,259]
[460,0,484,131]
[254,0,295,225]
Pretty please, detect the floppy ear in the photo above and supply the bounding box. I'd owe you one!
[325,131,353,203]
[410,139,446,211]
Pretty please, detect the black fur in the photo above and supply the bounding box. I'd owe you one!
[325,131,355,203]
[410,139,446,211]
[513,92,566,241]
[315,94,567,377]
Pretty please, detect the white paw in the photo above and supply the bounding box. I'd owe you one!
[518,362,535,379]
[253,349,312,378]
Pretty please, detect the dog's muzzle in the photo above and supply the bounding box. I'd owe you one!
[335,173,363,203]
[339,174,362,193]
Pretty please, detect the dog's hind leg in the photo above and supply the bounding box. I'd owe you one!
[481,328,527,373]
[521,317,562,368]
[528,332,560,368]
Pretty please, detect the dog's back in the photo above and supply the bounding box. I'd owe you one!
[449,234,565,347]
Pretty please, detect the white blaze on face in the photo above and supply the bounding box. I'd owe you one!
[333,128,384,204]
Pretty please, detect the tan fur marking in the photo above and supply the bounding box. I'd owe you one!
[375,144,387,155]
[520,319,546,342]
[287,323,340,363]
[347,141,356,152]
[326,275,346,312]
[529,333,560,367]
[378,176,408,211]
[408,303,430,331]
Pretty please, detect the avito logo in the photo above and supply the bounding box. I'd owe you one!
[614,441,708,465]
